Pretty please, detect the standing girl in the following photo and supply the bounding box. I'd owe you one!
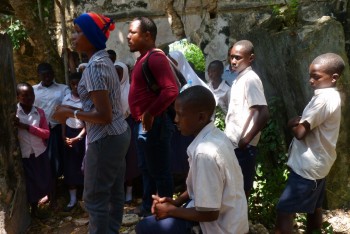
[61,72,86,211]
[15,82,52,216]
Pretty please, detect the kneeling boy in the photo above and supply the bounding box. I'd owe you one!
[136,86,249,234]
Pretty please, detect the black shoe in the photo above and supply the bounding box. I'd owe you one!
[63,202,76,212]
[125,200,132,205]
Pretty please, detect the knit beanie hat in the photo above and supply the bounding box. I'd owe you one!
[74,12,115,50]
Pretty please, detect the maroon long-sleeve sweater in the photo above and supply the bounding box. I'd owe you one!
[128,50,179,120]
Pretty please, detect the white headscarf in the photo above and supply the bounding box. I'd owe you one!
[77,63,88,72]
[168,50,210,90]
[114,61,130,117]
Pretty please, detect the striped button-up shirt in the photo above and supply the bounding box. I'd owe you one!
[78,50,128,143]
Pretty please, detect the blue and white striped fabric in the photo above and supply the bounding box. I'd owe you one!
[78,50,128,143]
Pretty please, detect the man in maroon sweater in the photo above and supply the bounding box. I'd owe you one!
[128,16,178,216]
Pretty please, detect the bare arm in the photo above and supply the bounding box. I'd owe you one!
[65,127,86,148]
[152,190,219,222]
[53,90,112,124]
[238,105,269,149]
[288,116,310,140]
[154,203,219,222]
[151,191,190,213]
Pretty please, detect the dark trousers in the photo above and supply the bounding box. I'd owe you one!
[48,124,64,178]
[134,114,175,211]
[234,145,257,192]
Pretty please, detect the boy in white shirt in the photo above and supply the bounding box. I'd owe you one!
[225,40,269,198]
[136,86,248,234]
[275,53,345,234]
[207,60,231,114]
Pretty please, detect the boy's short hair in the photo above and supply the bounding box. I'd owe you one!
[178,86,216,116]
[37,62,53,73]
[208,60,224,73]
[312,53,345,75]
[69,72,82,81]
[233,40,254,54]
[16,82,33,95]
[107,49,116,56]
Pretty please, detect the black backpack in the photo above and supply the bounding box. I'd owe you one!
[142,49,187,121]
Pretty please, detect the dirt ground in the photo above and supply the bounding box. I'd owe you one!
[26,178,350,234]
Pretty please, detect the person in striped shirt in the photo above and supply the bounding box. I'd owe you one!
[53,12,130,234]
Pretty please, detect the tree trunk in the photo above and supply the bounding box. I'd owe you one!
[0,33,30,234]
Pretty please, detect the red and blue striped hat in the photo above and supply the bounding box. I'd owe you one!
[74,12,115,50]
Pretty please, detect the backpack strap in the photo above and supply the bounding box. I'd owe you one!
[142,49,187,95]
[142,49,163,94]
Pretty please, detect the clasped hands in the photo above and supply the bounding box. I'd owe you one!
[63,137,80,148]
[151,195,178,220]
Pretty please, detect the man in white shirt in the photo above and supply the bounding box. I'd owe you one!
[33,62,69,207]
[224,40,269,198]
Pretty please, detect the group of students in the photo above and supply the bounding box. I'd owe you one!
[15,63,85,214]
[14,11,345,234]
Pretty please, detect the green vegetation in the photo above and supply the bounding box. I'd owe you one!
[183,43,206,72]
[250,96,289,228]
[270,0,300,27]
[214,106,226,131]
[169,39,206,72]
[0,16,28,49]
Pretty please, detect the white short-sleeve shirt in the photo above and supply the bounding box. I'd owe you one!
[225,66,267,147]
[186,123,249,234]
[209,80,231,114]
[33,81,69,127]
[287,88,341,180]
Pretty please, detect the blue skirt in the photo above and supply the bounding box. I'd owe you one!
[63,126,85,186]
[22,151,52,203]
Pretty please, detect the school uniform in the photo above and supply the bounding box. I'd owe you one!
[33,81,70,177]
[62,93,85,186]
[277,87,341,213]
[225,66,267,191]
[208,80,231,113]
[136,123,249,234]
[17,104,52,203]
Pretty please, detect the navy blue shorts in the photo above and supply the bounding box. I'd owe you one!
[277,170,325,214]
[234,145,257,192]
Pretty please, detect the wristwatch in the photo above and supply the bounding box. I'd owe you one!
[74,110,79,119]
